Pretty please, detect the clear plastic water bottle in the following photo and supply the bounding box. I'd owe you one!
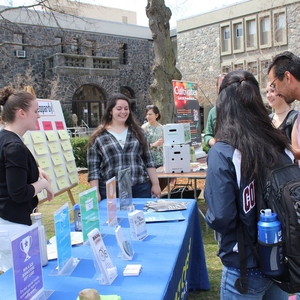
[30,211,48,267]
[258,209,284,276]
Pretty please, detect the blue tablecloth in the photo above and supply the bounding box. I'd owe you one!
[0,198,210,300]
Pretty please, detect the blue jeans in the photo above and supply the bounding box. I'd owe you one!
[99,181,151,200]
[220,265,289,300]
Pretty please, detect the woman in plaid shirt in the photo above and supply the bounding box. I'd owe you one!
[87,93,161,201]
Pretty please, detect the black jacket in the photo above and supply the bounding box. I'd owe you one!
[0,130,39,225]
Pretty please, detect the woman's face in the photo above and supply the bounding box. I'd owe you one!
[266,82,286,109]
[110,99,130,123]
[23,99,40,130]
[145,109,158,123]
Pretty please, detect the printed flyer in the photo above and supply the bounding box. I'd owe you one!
[11,223,44,300]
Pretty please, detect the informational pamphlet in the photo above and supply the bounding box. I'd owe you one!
[53,203,78,275]
[79,187,100,243]
[114,225,134,260]
[11,223,44,300]
[87,228,118,285]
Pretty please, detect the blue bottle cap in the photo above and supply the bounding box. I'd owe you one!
[73,203,80,210]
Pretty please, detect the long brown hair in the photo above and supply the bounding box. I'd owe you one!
[88,93,148,152]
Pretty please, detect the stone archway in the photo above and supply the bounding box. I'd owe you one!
[65,76,115,128]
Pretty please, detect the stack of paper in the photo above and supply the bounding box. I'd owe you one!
[123,264,142,276]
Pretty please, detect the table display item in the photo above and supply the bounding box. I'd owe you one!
[87,228,118,285]
[73,203,82,231]
[144,199,190,212]
[123,264,142,276]
[30,210,48,266]
[127,206,148,241]
[114,225,134,260]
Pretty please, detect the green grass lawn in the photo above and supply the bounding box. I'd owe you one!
[38,185,222,300]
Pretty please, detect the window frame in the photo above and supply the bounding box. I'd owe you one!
[220,22,232,56]
[272,8,287,46]
[258,12,272,49]
[232,18,244,53]
[245,16,257,51]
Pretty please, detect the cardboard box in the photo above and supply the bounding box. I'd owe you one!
[163,123,191,145]
[163,144,190,173]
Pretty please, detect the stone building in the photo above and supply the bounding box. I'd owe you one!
[176,0,300,112]
[0,5,154,127]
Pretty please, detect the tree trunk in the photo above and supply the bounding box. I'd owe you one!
[146,0,182,125]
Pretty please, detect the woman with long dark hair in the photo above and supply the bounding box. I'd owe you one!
[87,93,161,201]
[204,70,291,299]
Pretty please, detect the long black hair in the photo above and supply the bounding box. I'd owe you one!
[215,70,292,181]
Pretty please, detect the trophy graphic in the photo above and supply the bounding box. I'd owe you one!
[20,235,32,262]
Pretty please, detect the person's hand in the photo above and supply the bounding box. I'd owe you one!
[46,185,54,201]
[38,167,51,183]
[151,183,161,198]
[208,138,217,147]
[155,138,164,147]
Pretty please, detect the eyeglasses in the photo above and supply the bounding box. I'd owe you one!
[146,105,154,108]
[270,72,285,89]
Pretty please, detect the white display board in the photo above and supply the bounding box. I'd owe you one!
[23,99,78,202]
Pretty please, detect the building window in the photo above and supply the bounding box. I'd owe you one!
[221,65,231,73]
[54,37,63,53]
[232,19,244,53]
[259,13,271,48]
[245,17,257,50]
[71,38,79,54]
[122,16,128,24]
[224,27,230,40]
[119,43,128,64]
[234,62,244,71]
[273,9,287,45]
[220,22,231,55]
[247,61,258,81]
[13,33,24,50]
[260,59,271,89]
[85,40,96,56]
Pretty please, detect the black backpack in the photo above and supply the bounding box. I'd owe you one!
[235,153,300,294]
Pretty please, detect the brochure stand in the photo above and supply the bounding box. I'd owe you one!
[78,187,101,244]
[10,224,54,300]
[114,225,134,260]
[50,203,79,276]
[118,168,132,210]
[87,228,118,285]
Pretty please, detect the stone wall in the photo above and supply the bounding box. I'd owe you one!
[0,21,154,123]
[177,24,221,108]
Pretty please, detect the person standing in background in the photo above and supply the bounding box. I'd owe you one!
[204,73,227,148]
[0,87,54,272]
[142,105,164,167]
[87,93,161,201]
[266,81,297,142]
[142,105,168,191]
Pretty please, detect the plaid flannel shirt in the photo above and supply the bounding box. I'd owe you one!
[87,129,155,187]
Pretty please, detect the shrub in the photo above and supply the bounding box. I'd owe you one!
[71,137,89,168]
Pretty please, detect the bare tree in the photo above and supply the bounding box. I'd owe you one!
[146,0,182,124]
